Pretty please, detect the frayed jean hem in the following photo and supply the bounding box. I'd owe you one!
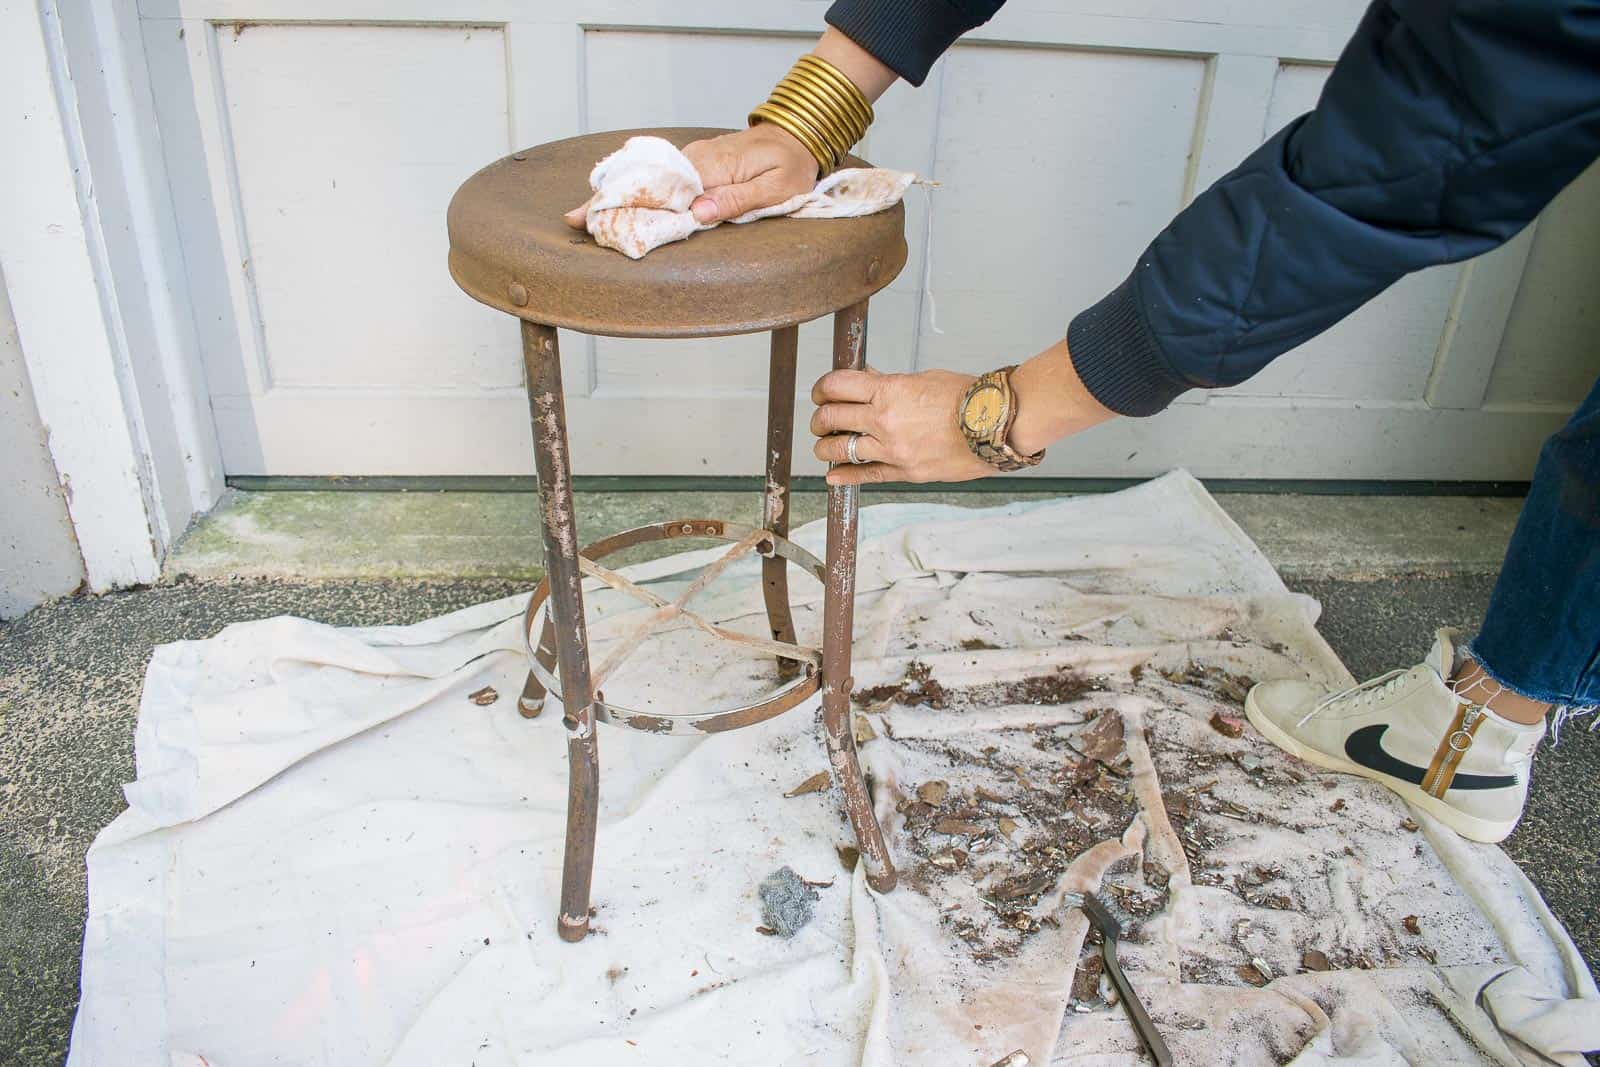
[1464,637,1598,744]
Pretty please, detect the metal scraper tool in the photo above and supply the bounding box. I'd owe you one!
[1065,891,1174,1067]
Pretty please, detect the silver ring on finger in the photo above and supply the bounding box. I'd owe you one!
[846,432,867,465]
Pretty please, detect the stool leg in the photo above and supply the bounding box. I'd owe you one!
[522,321,601,942]
[822,301,897,893]
[762,325,801,682]
[518,611,559,719]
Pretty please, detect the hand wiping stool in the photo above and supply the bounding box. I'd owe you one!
[563,135,921,259]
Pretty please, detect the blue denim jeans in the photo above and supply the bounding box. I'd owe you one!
[1469,375,1600,719]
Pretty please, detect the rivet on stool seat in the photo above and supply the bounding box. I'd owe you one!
[448,128,906,943]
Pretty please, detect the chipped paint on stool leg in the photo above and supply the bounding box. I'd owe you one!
[521,320,600,942]
[763,325,802,681]
[821,300,898,894]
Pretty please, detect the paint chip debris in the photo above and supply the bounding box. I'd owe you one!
[1209,711,1245,738]
[784,772,831,798]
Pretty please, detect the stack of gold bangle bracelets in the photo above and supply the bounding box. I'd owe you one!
[749,54,873,176]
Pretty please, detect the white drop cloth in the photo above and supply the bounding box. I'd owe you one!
[70,472,1599,1066]
[569,135,919,258]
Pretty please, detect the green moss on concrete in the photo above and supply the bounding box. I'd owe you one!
[167,488,1523,583]
[168,488,1070,581]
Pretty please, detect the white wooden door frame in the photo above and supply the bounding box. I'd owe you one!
[1,0,225,590]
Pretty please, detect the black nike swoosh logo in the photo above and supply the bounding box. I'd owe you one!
[1343,724,1517,791]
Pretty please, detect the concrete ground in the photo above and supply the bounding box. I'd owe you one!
[2,489,1595,1065]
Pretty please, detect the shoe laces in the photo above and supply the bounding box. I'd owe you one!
[1296,666,1462,728]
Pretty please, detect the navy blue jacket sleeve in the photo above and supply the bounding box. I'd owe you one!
[825,0,1006,85]
[1068,0,1600,415]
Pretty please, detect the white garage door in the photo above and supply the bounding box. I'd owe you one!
[140,0,1597,479]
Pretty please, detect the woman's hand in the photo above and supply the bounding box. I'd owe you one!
[810,368,994,486]
[681,125,819,223]
[565,31,895,229]
[561,124,817,230]
[683,30,898,225]
[809,339,1119,487]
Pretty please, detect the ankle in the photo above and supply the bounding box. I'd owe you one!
[1450,658,1550,726]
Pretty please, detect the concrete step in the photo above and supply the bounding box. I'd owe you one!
[167,487,1524,583]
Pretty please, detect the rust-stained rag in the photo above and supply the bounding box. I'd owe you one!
[567,135,919,259]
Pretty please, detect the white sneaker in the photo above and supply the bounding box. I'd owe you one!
[1244,629,1543,843]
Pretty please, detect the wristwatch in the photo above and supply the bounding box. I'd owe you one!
[958,366,1045,472]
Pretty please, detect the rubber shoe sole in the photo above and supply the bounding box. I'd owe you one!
[1243,689,1517,844]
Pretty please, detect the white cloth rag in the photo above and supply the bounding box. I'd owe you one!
[567,134,919,258]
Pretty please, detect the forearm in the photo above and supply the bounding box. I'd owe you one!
[825,0,1008,86]
[1007,339,1115,455]
[813,27,898,103]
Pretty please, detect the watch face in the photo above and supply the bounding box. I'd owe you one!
[963,384,1006,436]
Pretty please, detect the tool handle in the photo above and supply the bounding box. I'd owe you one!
[1099,942,1174,1067]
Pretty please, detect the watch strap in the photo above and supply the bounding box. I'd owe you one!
[962,366,1045,472]
[972,437,1044,472]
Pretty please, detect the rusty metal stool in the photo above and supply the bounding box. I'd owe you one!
[447,128,905,942]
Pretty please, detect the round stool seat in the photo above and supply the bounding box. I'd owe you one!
[447,128,907,338]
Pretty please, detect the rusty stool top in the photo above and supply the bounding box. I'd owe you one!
[447,128,907,338]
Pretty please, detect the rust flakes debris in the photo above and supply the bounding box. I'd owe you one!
[468,686,500,706]
[857,661,1101,712]
[1402,915,1421,936]
[1072,709,1126,765]
[989,871,1055,902]
[1163,662,1258,706]
[1106,882,1167,918]
[1238,958,1273,986]
[961,637,1001,651]
[836,845,859,872]
[1209,710,1245,738]
[784,772,831,798]
[898,799,936,820]
[1301,949,1331,972]
[855,661,948,709]
[1329,798,1347,813]
[1401,818,1420,832]
[1070,949,1106,1004]
[1237,863,1283,887]
[852,713,877,744]
[888,693,1141,964]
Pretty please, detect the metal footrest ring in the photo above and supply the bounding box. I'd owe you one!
[523,519,826,736]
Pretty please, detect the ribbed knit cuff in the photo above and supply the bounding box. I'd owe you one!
[825,0,976,86]
[1066,275,1192,417]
